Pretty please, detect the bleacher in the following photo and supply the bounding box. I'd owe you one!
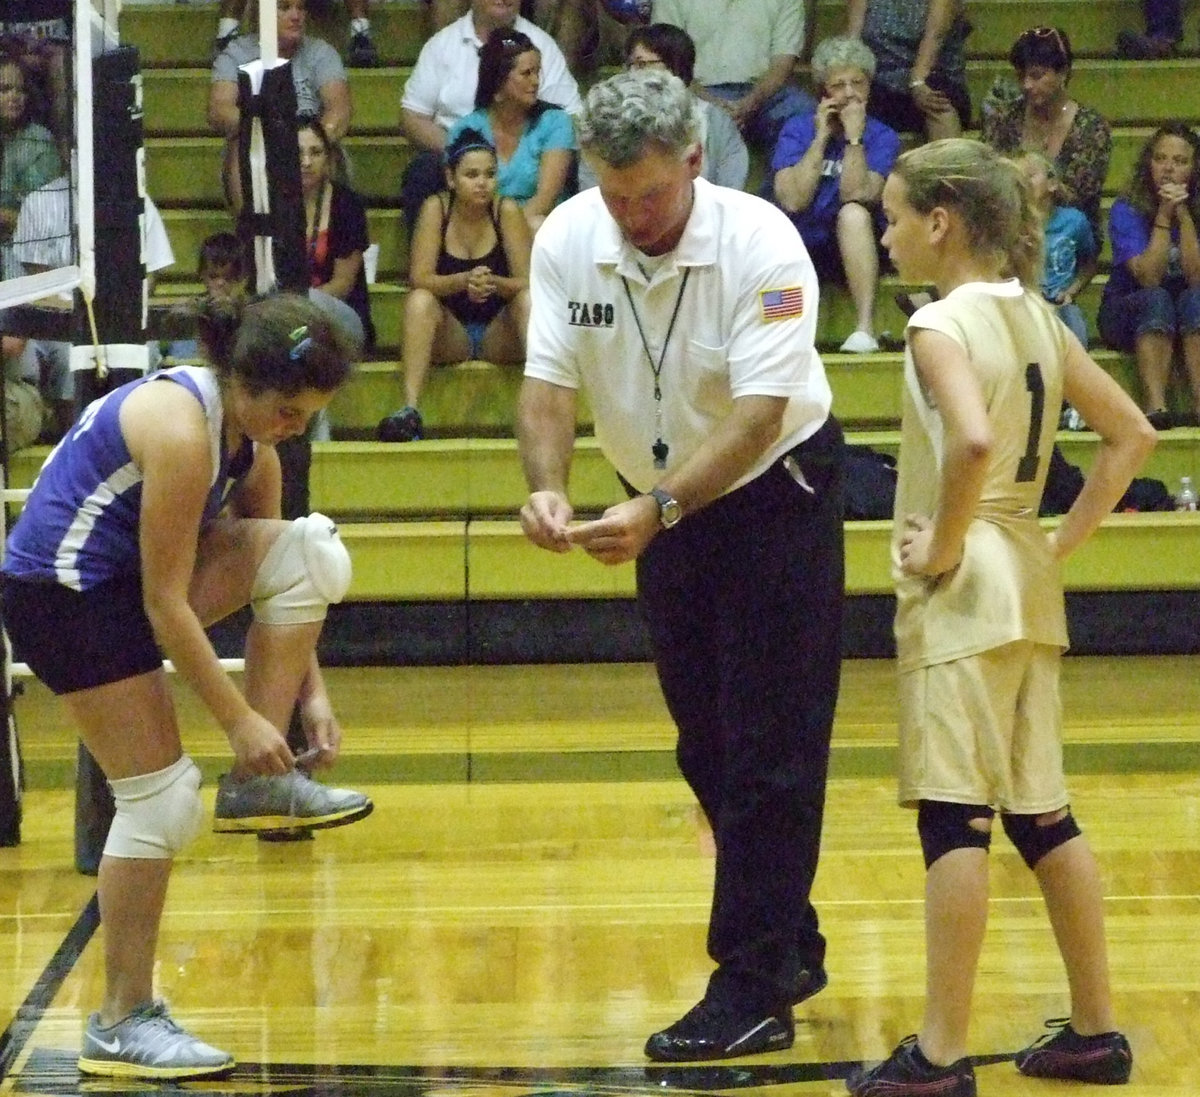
[54,0,1200,661]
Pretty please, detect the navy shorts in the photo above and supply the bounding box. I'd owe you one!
[0,573,163,695]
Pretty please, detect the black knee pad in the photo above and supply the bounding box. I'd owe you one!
[917,800,995,869]
[1002,808,1082,870]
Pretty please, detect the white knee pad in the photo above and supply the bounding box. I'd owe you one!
[104,755,205,860]
[251,512,352,625]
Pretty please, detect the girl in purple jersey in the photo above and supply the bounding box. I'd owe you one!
[1,294,371,1080]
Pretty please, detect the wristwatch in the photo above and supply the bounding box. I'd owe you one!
[648,487,683,530]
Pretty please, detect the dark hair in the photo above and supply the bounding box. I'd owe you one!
[624,23,695,86]
[475,28,538,109]
[198,232,248,277]
[196,293,353,395]
[1124,121,1200,220]
[296,113,348,185]
[444,125,498,170]
[1008,25,1073,74]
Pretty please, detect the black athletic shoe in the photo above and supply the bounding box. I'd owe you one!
[644,998,794,1062]
[1115,29,1176,59]
[792,964,829,1005]
[377,405,423,442]
[347,32,379,67]
[846,1035,976,1097]
[1015,1019,1132,1084]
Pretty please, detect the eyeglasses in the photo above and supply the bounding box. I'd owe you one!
[627,55,665,70]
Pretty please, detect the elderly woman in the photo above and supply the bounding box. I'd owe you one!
[981,25,1111,238]
[771,35,900,353]
[446,28,575,234]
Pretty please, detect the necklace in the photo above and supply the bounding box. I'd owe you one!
[620,268,691,470]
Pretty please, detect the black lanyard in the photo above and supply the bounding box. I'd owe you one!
[620,267,690,469]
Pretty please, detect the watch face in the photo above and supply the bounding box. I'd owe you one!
[653,490,682,528]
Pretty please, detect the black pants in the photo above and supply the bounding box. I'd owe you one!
[636,417,845,1011]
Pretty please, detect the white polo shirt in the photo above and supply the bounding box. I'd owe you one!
[401,14,582,134]
[526,177,831,495]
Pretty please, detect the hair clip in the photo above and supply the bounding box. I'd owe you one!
[289,325,313,361]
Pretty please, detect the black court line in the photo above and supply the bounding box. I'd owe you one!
[10,1048,1019,1097]
[0,893,100,1084]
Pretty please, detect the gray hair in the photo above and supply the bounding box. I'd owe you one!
[576,68,700,169]
[810,35,877,88]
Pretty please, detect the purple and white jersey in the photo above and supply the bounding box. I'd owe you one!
[3,365,254,590]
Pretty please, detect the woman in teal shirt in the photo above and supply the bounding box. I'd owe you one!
[447,29,575,234]
[0,55,62,278]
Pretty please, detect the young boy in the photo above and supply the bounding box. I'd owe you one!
[847,138,1155,1097]
[162,232,249,363]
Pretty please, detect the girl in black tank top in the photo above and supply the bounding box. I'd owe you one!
[376,128,534,443]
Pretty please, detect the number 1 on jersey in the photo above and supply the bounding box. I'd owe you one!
[1016,363,1045,483]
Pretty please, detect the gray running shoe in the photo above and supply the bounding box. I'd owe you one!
[79,1000,234,1080]
[213,769,373,834]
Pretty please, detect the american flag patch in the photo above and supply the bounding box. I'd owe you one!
[759,286,804,322]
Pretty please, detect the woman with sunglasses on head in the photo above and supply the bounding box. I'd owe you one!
[445,27,576,234]
[376,128,532,442]
[0,294,371,1080]
[982,25,1112,239]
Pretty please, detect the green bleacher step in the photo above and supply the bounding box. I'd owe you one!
[336,513,1200,602]
[121,1,427,68]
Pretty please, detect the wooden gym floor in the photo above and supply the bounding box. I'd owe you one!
[0,657,1197,1096]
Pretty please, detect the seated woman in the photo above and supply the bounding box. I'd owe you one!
[771,35,900,353]
[376,129,531,443]
[576,22,747,191]
[1099,122,1200,429]
[846,0,972,142]
[981,25,1111,239]
[445,28,575,234]
[298,116,375,353]
[208,0,350,213]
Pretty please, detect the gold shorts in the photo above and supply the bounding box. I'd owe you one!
[897,640,1068,813]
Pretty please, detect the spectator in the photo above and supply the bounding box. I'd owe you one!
[846,0,971,141]
[652,0,813,153]
[1116,1,1181,59]
[981,25,1111,239]
[585,21,748,191]
[400,0,580,233]
[1,332,43,457]
[1016,149,1098,350]
[215,0,379,67]
[163,233,252,364]
[209,0,351,213]
[1099,122,1200,429]
[0,54,62,279]
[11,175,175,435]
[447,30,576,234]
[377,129,532,443]
[771,35,900,353]
[298,116,375,350]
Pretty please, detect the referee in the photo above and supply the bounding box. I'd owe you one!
[517,69,845,1062]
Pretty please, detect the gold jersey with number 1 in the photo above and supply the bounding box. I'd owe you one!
[893,279,1071,673]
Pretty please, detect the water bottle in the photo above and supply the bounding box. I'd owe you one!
[1176,476,1198,511]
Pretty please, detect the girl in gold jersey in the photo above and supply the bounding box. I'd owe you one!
[846,139,1156,1097]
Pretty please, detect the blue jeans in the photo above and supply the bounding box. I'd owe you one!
[1057,302,1089,347]
[703,81,815,152]
[1099,282,1200,349]
[1144,0,1183,40]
